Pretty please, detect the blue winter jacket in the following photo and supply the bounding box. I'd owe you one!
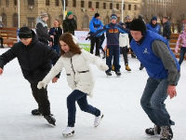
[89,17,104,33]
[146,23,161,34]
[130,30,180,79]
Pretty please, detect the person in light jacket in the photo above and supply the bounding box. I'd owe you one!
[37,33,108,137]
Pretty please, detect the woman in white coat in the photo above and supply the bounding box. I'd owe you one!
[37,33,108,137]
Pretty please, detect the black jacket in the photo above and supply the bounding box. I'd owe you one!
[0,31,59,83]
[63,18,77,35]
[163,21,171,39]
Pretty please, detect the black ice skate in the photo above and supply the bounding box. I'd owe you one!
[44,114,56,126]
[145,125,161,135]
[31,109,41,116]
[115,70,121,76]
[62,127,75,137]
[160,126,173,140]
[105,70,112,76]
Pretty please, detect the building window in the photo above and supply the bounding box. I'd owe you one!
[116,3,119,10]
[66,0,68,6]
[123,4,125,10]
[73,0,76,7]
[88,1,92,8]
[128,4,131,10]
[14,0,17,6]
[103,3,106,9]
[28,0,34,6]
[6,0,9,6]
[13,13,18,27]
[134,5,137,10]
[82,14,89,29]
[1,13,7,27]
[55,0,59,6]
[110,3,112,9]
[46,0,50,6]
[81,1,84,8]
[96,2,99,9]
[27,17,35,28]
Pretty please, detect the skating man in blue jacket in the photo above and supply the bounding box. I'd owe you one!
[130,18,180,140]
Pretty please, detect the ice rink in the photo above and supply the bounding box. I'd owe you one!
[0,48,186,140]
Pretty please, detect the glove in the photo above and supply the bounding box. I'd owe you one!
[37,81,47,89]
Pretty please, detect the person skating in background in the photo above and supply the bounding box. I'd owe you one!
[175,21,186,65]
[49,19,63,56]
[119,22,131,71]
[0,27,60,126]
[63,11,77,35]
[37,33,108,137]
[162,16,171,41]
[89,13,104,56]
[146,16,161,34]
[130,19,180,140]
[36,12,53,46]
[94,14,127,76]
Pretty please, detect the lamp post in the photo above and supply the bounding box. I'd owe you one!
[18,0,20,28]
[121,0,124,22]
[61,0,66,20]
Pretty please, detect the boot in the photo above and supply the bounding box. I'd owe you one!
[145,125,161,135]
[160,126,173,140]
[31,109,41,116]
[44,114,56,126]
[125,64,131,71]
[94,113,104,127]
[62,126,75,137]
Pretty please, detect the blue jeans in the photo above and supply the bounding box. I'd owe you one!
[140,77,174,126]
[179,47,186,65]
[67,90,100,127]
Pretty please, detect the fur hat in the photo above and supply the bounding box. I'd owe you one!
[18,26,32,38]
[129,18,147,35]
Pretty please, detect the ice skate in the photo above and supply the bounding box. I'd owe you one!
[31,109,41,116]
[44,114,56,126]
[145,125,161,135]
[115,70,121,76]
[105,70,112,76]
[62,127,75,137]
[160,126,173,140]
[94,113,104,127]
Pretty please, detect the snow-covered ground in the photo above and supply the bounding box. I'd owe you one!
[0,48,185,140]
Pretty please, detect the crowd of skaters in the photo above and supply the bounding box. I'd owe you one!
[0,11,185,140]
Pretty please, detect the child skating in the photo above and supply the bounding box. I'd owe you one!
[37,33,108,137]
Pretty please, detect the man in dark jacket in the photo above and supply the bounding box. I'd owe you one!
[162,16,171,40]
[0,27,59,126]
[63,11,77,35]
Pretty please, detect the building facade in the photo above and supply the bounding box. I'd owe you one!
[0,0,142,29]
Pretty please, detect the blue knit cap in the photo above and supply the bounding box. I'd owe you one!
[110,14,117,20]
[151,16,157,21]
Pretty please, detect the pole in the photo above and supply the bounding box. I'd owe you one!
[121,0,124,22]
[63,0,66,20]
[18,0,20,28]
[112,0,114,14]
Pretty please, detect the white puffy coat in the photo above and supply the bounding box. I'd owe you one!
[119,33,130,48]
[40,49,108,97]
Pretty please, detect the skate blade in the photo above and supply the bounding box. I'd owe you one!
[94,114,104,127]
[63,131,75,138]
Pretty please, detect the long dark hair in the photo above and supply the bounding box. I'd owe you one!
[59,33,81,55]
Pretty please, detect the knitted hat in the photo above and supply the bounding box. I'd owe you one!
[110,14,117,20]
[151,16,157,21]
[67,11,73,17]
[40,12,48,18]
[94,13,100,18]
[129,18,147,35]
[18,26,32,39]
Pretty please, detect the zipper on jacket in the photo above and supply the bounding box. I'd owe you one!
[70,58,76,75]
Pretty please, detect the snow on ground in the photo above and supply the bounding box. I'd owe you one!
[0,48,186,140]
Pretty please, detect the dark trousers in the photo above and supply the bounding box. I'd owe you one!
[90,37,100,56]
[30,83,51,116]
[179,47,186,65]
[120,46,129,65]
[106,45,121,72]
[67,90,100,127]
[0,37,3,48]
